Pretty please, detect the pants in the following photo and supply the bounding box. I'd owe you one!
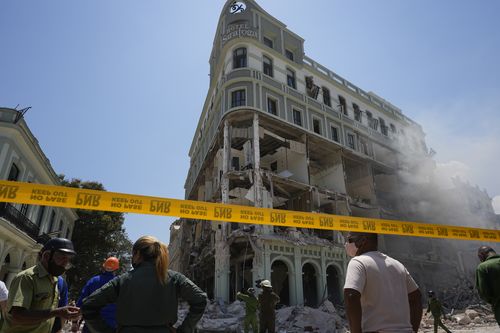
[259,315,275,333]
[433,316,452,333]
[243,314,258,333]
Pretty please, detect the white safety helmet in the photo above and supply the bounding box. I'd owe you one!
[260,279,272,288]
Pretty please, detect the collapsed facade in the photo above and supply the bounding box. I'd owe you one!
[169,0,498,306]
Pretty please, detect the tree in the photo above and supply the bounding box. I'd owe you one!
[59,176,133,299]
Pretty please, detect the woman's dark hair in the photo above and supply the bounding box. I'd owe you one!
[133,236,169,284]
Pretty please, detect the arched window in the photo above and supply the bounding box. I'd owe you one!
[233,47,247,69]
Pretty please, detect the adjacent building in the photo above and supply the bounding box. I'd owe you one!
[0,107,77,287]
[170,0,498,306]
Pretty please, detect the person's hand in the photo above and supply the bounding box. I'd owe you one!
[54,306,81,320]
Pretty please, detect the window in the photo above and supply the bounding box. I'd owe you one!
[48,210,56,232]
[270,161,278,172]
[231,157,240,171]
[353,103,361,122]
[286,68,296,89]
[379,118,388,136]
[267,98,277,115]
[20,204,29,216]
[233,47,247,69]
[231,89,246,107]
[263,55,273,77]
[293,109,302,126]
[390,124,396,133]
[338,95,347,115]
[313,118,321,134]
[359,138,369,155]
[263,36,274,48]
[347,133,356,149]
[331,126,339,142]
[366,111,374,129]
[36,206,46,226]
[322,87,331,106]
[7,163,19,181]
[285,49,294,61]
[372,118,379,131]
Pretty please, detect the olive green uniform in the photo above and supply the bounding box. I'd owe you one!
[426,297,451,333]
[476,254,500,325]
[1,263,59,333]
[82,261,207,333]
[237,292,258,333]
[258,290,280,333]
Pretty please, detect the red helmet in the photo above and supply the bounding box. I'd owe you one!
[103,257,120,271]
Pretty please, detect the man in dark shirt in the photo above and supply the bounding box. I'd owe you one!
[258,280,280,333]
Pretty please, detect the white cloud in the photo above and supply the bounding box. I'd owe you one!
[492,196,500,214]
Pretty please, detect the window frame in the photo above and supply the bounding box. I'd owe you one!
[267,96,278,116]
[312,117,322,135]
[330,125,340,142]
[285,49,294,61]
[263,55,273,77]
[232,47,247,69]
[230,88,247,108]
[292,108,303,126]
[347,132,356,150]
[286,68,296,89]
[263,36,274,49]
[7,163,20,181]
[322,87,331,107]
[338,95,347,115]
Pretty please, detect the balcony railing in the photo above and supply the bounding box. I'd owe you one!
[0,202,47,243]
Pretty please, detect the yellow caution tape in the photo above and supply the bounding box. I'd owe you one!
[1,180,499,242]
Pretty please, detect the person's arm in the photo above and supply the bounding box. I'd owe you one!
[9,306,80,325]
[81,278,120,333]
[344,288,362,333]
[476,267,493,304]
[408,289,422,333]
[237,292,249,302]
[176,274,208,333]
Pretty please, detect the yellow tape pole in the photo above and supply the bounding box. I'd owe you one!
[1,180,499,242]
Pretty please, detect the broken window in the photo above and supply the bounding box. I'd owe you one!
[7,163,19,181]
[231,89,246,107]
[263,36,274,49]
[322,87,331,107]
[263,55,273,77]
[285,49,294,61]
[380,118,388,136]
[331,126,339,142]
[287,68,296,89]
[313,118,321,134]
[347,133,356,149]
[270,161,278,172]
[233,47,247,69]
[353,103,361,122]
[231,156,240,171]
[267,97,277,115]
[338,95,347,115]
[293,109,302,126]
[305,76,320,99]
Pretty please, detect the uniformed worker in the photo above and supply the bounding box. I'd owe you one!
[476,246,500,326]
[426,291,452,333]
[82,235,207,333]
[258,280,280,333]
[236,288,258,333]
[1,238,80,333]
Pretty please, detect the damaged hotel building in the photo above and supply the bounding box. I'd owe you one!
[169,0,499,306]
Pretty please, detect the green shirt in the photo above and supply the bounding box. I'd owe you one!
[476,254,500,306]
[236,292,258,315]
[82,262,207,333]
[2,263,59,333]
[427,297,443,317]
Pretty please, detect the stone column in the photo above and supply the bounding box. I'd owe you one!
[294,247,304,305]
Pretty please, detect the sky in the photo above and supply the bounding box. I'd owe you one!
[1,0,499,245]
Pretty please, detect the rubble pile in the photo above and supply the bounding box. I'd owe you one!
[276,301,347,333]
[421,304,497,332]
[440,280,482,310]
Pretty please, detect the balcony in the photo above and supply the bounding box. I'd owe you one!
[0,202,47,243]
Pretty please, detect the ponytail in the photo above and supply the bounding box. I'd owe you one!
[133,235,169,285]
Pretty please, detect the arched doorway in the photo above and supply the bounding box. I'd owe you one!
[302,262,318,307]
[326,265,341,305]
[271,260,290,306]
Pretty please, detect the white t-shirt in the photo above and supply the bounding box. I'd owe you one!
[344,251,418,333]
[0,280,7,302]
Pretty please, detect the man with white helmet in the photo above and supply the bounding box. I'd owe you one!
[258,280,280,333]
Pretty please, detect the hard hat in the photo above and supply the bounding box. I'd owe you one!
[428,290,435,296]
[247,288,255,294]
[42,238,76,255]
[103,257,120,271]
[260,280,272,288]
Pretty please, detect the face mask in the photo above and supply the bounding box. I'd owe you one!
[48,260,67,276]
[345,242,358,257]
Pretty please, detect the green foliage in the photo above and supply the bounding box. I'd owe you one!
[59,176,133,299]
